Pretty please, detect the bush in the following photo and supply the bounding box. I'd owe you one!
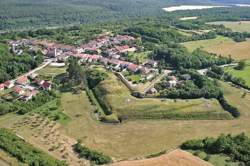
[73,142,112,165]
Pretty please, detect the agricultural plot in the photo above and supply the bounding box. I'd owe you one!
[94,72,231,120]
[183,36,250,60]
[208,21,250,32]
[224,61,250,87]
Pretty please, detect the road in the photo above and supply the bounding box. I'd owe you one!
[11,59,53,82]
[197,63,238,75]
[143,70,172,94]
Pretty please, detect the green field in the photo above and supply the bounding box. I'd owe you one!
[224,61,250,87]
[182,36,250,60]
[189,150,239,166]
[1,66,250,162]
[208,21,250,32]
[93,72,231,120]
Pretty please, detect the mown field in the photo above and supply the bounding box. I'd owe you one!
[58,81,250,160]
[224,60,250,87]
[182,36,250,60]
[94,72,231,120]
[208,21,250,32]
[0,66,250,162]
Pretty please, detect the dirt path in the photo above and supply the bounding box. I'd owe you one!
[108,149,213,166]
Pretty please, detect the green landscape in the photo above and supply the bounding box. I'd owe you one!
[1,0,250,166]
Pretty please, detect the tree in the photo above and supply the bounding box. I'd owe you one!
[235,60,246,70]
[66,57,84,84]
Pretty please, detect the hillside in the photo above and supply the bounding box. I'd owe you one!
[0,0,241,31]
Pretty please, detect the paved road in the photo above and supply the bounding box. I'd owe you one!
[11,59,53,82]
[197,63,238,75]
[143,70,172,94]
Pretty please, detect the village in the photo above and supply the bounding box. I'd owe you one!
[1,33,179,102]
[2,32,234,103]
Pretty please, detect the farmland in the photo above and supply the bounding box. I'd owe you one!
[182,36,250,60]
[208,21,250,32]
[224,61,250,87]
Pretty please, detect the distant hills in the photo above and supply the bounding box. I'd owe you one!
[0,0,249,31]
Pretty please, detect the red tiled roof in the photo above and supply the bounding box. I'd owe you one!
[13,86,24,94]
[42,81,52,90]
[0,83,5,89]
[16,76,28,85]
[127,63,139,72]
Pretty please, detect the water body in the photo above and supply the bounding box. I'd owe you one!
[163,4,250,12]
[163,5,226,12]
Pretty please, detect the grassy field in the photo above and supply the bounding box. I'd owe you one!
[56,81,250,160]
[224,61,250,87]
[1,66,250,162]
[208,21,250,32]
[182,36,250,60]
[0,150,26,166]
[94,72,231,120]
[189,150,239,166]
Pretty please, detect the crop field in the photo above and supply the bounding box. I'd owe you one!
[224,61,250,87]
[208,21,250,32]
[182,36,250,60]
[94,72,231,120]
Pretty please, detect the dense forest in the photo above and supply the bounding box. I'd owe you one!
[1,0,250,31]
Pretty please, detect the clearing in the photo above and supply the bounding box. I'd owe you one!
[208,21,250,32]
[182,36,250,60]
[224,60,250,87]
[109,149,213,166]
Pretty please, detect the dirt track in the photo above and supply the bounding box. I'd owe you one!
[108,149,213,166]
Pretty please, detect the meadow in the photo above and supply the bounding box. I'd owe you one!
[183,36,250,60]
[0,66,250,162]
[208,21,250,32]
[224,61,250,87]
[94,72,231,120]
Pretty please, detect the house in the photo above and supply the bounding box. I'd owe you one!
[16,76,29,85]
[127,63,139,73]
[181,74,191,80]
[147,87,158,94]
[0,83,5,90]
[28,73,38,80]
[47,47,58,58]
[146,60,158,68]
[22,90,38,101]
[13,86,25,95]
[35,79,45,86]
[4,81,14,89]
[167,80,178,88]
[41,81,52,90]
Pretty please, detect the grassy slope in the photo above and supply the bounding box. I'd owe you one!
[208,21,250,32]
[57,81,250,159]
[182,36,250,60]
[224,61,250,87]
[94,72,230,120]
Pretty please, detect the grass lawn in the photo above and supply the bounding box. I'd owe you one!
[208,21,250,32]
[37,66,66,79]
[224,61,250,87]
[182,36,250,60]
[126,51,151,64]
[94,72,230,120]
[127,74,141,84]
